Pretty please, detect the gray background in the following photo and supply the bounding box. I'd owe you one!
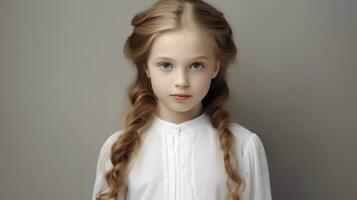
[0,0,356,199]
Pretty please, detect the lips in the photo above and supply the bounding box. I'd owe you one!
[171,94,191,101]
[170,94,192,97]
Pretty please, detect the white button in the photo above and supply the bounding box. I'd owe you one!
[177,126,185,132]
[176,126,181,135]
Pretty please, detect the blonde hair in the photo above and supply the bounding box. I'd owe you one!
[96,0,244,199]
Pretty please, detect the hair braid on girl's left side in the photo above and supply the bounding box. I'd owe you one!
[204,77,246,200]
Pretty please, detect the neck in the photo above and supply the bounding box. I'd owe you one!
[155,103,204,124]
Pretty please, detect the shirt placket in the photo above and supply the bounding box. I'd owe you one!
[167,126,184,200]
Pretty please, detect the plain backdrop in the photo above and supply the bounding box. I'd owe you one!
[0,0,356,199]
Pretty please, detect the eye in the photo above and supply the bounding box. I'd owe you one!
[190,62,205,70]
[158,62,172,71]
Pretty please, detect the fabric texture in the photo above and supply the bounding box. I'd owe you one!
[92,110,272,200]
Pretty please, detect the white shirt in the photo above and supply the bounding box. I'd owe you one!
[92,111,272,200]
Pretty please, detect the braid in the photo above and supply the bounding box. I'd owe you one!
[205,77,245,199]
[95,78,156,200]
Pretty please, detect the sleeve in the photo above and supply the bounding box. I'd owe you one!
[91,131,126,200]
[240,133,272,200]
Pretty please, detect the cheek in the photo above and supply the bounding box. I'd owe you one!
[193,76,212,95]
[150,76,167,96]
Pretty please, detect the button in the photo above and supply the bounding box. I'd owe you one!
[177,126,185,135]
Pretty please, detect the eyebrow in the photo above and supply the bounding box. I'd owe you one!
[153,56,208,61]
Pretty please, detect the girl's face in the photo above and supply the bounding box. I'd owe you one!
[146,29,220,122]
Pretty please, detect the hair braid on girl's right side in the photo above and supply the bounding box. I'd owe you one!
[96,79,157,200]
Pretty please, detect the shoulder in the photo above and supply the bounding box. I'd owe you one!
[99,130,125,152]
[97,129,125,170]
[228,122,254,141]
[227,122,264,158]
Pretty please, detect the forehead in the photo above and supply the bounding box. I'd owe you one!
[149,29,216,59]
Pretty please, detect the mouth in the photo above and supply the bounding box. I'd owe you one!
[170,94,192,97]
[170,94,192,100]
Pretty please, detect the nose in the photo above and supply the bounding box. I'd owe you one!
[174,68,189,88]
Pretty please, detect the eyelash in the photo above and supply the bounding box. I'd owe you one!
[158,62,205,71]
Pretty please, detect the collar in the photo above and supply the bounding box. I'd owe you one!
[150,110,210,134]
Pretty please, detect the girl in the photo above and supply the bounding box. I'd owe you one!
[92,0,272,200]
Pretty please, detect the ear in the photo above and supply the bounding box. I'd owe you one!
[211,60,220,79]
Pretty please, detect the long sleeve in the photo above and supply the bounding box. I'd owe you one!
[91,131,125,200]
[240,133,272,200]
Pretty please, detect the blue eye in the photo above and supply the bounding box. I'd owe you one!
[157,62,205,71]
[190,62,205,70]
[158,63,172,71]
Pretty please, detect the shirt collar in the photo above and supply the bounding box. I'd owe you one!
[150,110,210,134]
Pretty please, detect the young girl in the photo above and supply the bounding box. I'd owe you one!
[92,0,271,199]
